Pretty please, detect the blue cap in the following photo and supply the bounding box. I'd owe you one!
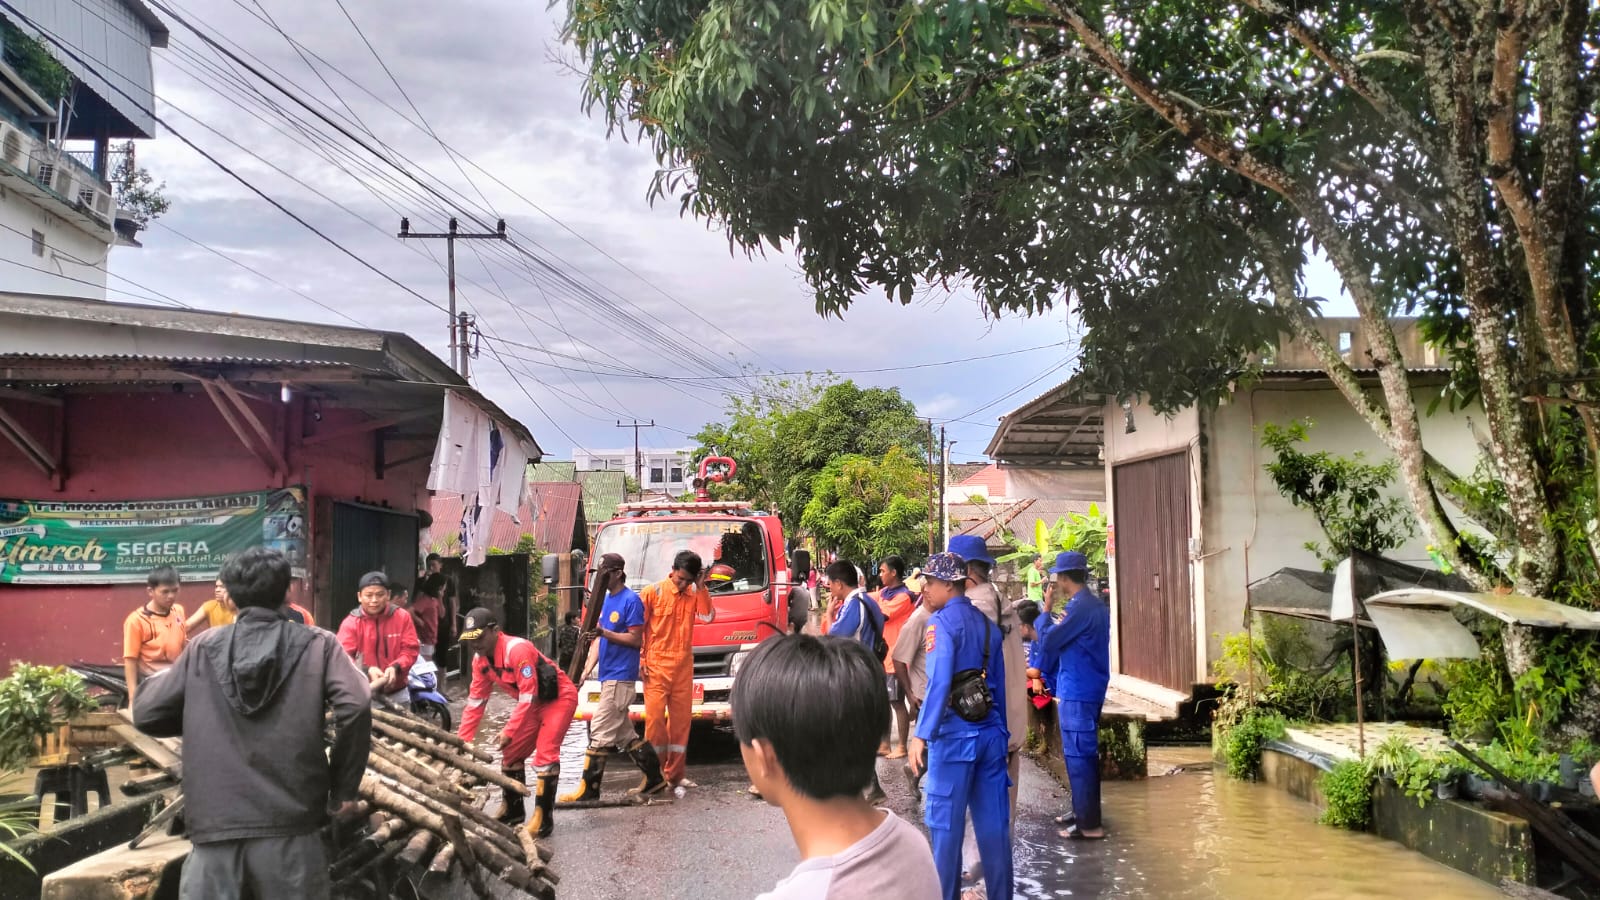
[923,552,968,583]
[947,534,996,566]
[1049,550,1089,574]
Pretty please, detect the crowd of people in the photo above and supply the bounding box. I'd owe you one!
[748,536,1112,899]
[121,528,1108,900]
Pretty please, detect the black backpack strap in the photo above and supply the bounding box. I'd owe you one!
[979,607,992,678]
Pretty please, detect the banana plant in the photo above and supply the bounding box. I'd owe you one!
[997,504,1108,578]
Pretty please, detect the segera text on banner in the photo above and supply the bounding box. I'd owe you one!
[0,488,307,583]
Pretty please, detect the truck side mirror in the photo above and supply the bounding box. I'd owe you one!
[540,553,560,585]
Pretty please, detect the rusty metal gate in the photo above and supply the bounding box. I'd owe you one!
[1112,452,1194,691]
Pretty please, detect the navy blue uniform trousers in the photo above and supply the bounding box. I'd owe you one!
[1060,699,1103,830]
[923,727,1012,899]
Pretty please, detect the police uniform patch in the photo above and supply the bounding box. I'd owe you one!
[924,624,937,654]
[609,611,620,624]
[520,664,534,679]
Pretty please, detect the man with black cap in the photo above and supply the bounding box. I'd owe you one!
[457,606,579,838]
[1035,550,1110,840]
[336,571,420,707]
[561,553,664,802]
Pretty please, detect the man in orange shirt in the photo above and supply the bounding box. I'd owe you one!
[123,565,188,706]
[638,550,715,789]
[873,556,917,759]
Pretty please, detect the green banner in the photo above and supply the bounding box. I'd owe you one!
[0,488,307,584]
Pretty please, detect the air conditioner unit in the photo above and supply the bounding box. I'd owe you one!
[94,192,111,216]
[53,169,71,198]
[0,128,20,167]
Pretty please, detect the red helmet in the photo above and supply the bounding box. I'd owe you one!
[707,563,736,584]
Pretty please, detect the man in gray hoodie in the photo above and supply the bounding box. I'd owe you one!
[135,547,372,900]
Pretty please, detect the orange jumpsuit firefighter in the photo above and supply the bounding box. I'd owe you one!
[457,609,578,837]
[639,555,716,788]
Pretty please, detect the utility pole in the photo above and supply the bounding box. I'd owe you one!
[926,419,937,556]
[398,217,507,374]
[938,425,948,549]
[455,312,476,380]
[616,420,655,494]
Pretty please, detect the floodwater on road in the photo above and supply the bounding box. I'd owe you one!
[1012,747,1503,899]
[458,690,1500,899]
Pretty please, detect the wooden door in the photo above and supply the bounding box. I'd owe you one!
[1112,452,1195,691]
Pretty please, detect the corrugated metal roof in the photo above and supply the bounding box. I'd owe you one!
[529,461,578,482]
[0,352,357,367]
[950,498,1034,543]
[576,469,626,523]
[528,483,585,554]
[426,483,586,557]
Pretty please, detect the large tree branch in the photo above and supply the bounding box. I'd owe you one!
[1411,2,1559,591]
[1046,0,1503,589]
[1484,4,1578,374]
[1240,0,1439,160]
[1249,227,1488,588]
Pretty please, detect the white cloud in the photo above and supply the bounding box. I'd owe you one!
[104,0,1070,459]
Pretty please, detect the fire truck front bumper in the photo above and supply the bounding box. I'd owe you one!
[573,676,736,724]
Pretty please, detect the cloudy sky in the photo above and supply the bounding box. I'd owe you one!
[102,0,1334,464]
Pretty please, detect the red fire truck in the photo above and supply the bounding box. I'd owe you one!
[575,457,805,723]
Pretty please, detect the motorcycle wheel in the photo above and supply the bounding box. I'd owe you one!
[413,699,452,733]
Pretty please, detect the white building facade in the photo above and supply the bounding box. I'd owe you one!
[574,447,697,494]
[0,0,166,299]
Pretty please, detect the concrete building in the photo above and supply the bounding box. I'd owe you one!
[987,318,1478,710]
[0,0,167,298]
[574,446,695,494]
[0,294,539,666]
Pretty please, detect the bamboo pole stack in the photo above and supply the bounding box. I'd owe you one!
[114,706,559,900]
[333,707,559,899]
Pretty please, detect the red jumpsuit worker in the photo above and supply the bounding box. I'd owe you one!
[639,550,716,788]
[456,607,578,838]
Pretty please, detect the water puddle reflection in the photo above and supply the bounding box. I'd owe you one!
[1013,749,1503,899]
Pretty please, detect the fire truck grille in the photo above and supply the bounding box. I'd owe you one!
[692,647,738,678]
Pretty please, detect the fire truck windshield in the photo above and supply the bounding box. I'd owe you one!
[596,519,769,593]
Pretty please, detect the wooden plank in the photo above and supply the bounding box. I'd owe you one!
[110,723,183,779]
[200,380,282,478]
[0,402,56,476]
[211,378,287,476]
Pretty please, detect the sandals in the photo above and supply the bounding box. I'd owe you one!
[1053,812,1076,827]
[1062,824,1107,841]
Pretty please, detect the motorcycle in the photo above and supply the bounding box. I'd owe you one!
[407,658,451,732]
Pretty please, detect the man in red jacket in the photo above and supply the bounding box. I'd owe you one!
[336,572,420,707]
[457,607,579,837]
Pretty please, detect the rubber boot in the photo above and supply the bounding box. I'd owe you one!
[625,739,667,797]
[526,768,558,839]
[559,750,607,803]
[496,769,526,825]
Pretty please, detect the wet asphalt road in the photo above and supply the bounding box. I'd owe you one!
[451,691,1497,899]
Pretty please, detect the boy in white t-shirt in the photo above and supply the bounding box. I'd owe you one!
[734,635,940,900]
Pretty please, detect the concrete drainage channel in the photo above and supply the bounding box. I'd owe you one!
[1257,738,1536,887]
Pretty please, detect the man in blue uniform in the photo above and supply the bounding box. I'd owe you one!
[1035,550,1110,840]
[907,552,1012,900]
[562,553,664,801]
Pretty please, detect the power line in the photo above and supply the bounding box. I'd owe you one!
[151,0,756,385]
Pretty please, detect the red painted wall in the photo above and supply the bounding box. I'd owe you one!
[0,390,430,667]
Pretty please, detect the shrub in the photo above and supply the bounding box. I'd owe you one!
[1319,760,1374,829]
[0,662,92,774]
[1221,707,1287,781]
